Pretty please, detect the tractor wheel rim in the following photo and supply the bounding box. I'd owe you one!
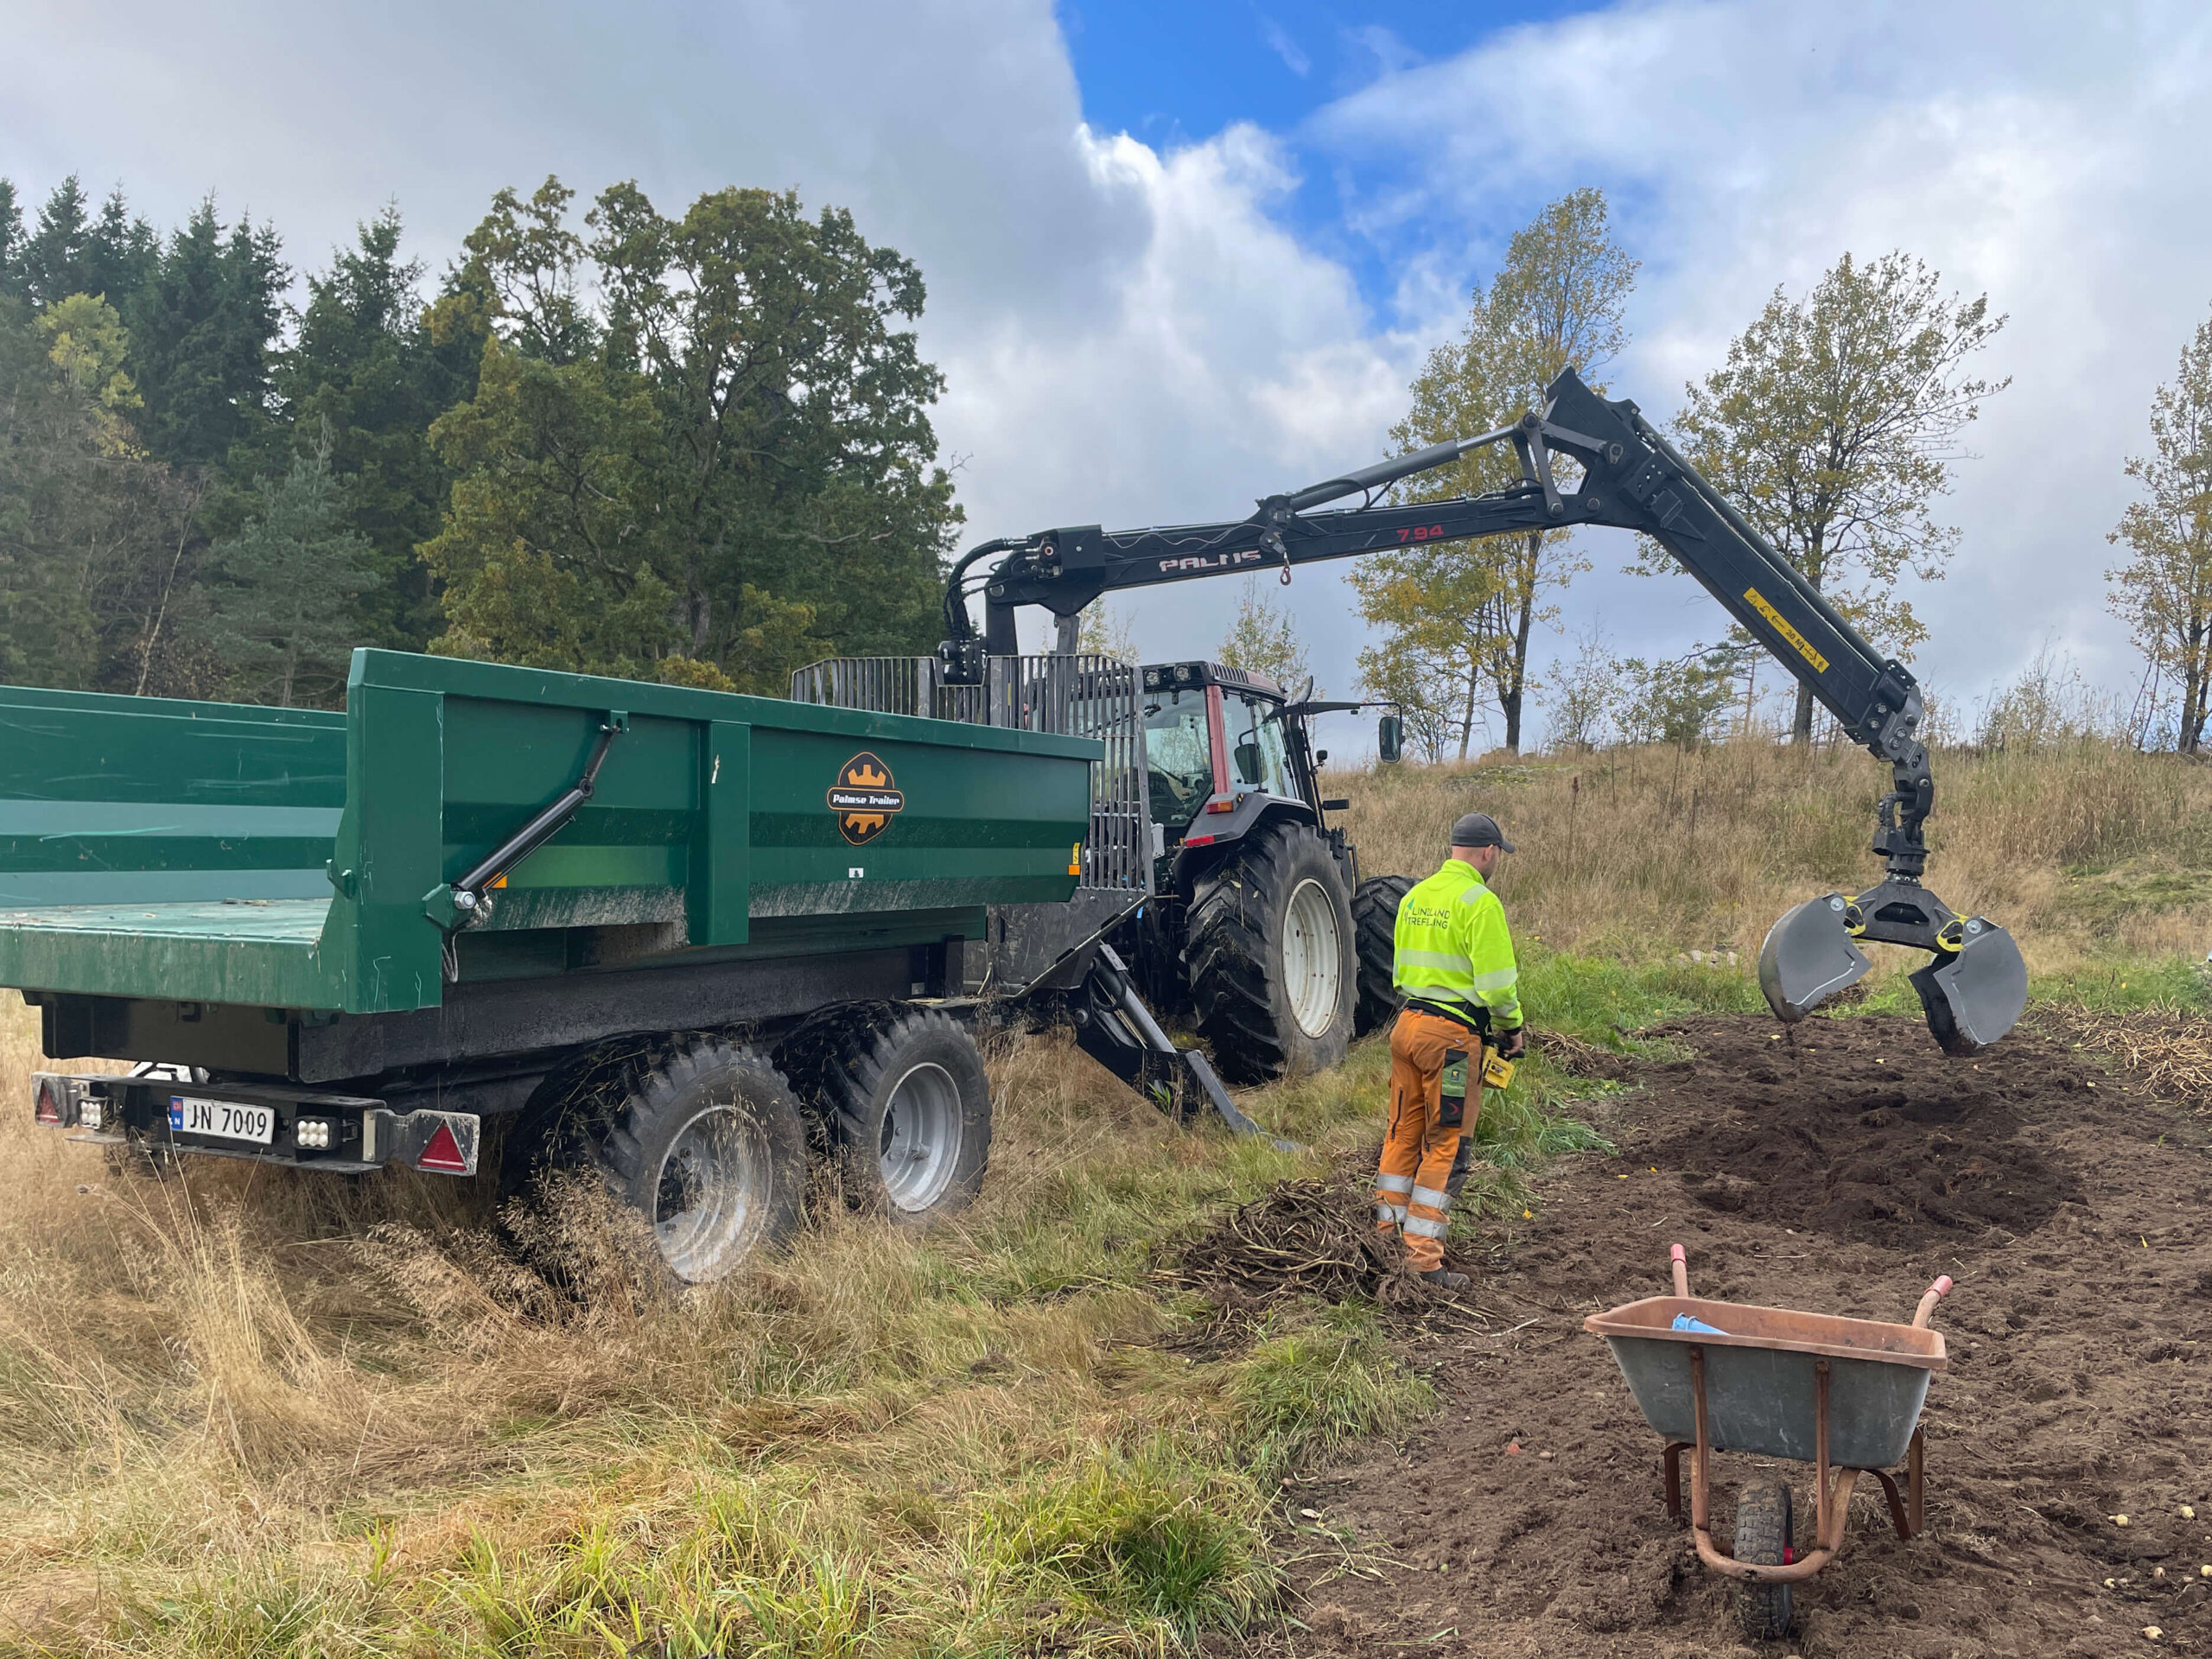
[653,1103,772,1283]
[1284,878,1344,1038]
[880,1061,963,1212]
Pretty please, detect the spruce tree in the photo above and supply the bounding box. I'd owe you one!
[192,441,374,706]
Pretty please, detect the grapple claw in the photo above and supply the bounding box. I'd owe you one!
[1909,918,2027,1056]
[1758,893,1871,1022]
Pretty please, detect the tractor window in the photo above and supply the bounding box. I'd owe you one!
[1224,690,1296,800]
[1143,690,1213,828]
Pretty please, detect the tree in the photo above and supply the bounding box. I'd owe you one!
[192,442,376,706]
[130,198,287,471]
[281,207,477,651]
[1350,550,1493,758]
[1371,188,1636,752]
[0,179,22,294]
[0,290,206,696]
[1613,645,1741,749]
[424,176,959,691]
[1217,575,1309,689]
[1542,624,1621,752]
[2107,304,2212,753]
[1077,599,1138,661]
[1673,251,2005,741]
[1353,636,1460,763]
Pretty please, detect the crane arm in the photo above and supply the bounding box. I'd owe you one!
[938,367,2027,1055]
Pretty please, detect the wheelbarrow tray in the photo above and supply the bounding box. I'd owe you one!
[1585,1295,1947,1471]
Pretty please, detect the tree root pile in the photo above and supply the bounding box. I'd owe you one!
[2045,1003,2212,1109]
[1173,1157,1436,1308]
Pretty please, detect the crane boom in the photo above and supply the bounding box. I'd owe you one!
[938,368,2027,1055]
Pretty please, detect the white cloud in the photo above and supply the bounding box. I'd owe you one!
[3,0,2209,734]
[1312,0,2212,720]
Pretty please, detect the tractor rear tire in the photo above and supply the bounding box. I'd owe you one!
[811,1007,993,1224]
[1185,820,1357,1085]
[1351,873,1416,1037]
[598,1039,809,1286]
[1733,1480,1796,1640]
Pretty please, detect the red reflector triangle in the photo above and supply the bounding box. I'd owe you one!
[416,1121,469,1173]
[34,1079,62,1124]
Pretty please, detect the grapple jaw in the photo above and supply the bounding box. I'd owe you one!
[1758,893,1871,1020]
[1756,880,2027,1055]
[1910,920,2029,1056]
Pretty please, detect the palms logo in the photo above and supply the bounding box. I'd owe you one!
[828,752,905,846]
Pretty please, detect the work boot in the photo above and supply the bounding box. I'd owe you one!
[1421,1266,1471,1293]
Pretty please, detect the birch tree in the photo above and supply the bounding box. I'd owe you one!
[1673,251,2005,741]
[2107,304,2212,753]
[1362,188,1636,752]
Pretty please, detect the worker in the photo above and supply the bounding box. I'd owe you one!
[1374,811,1524,1291]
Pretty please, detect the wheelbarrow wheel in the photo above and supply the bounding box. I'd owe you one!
[1734,1480,1795,1640]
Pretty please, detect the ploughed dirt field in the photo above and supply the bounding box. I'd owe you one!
[1274,1014,2212,1656]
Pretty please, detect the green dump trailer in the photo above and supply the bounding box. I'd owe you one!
[13,650,1110,1282]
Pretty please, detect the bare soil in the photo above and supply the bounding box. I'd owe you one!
[1270,1013,2212,1656]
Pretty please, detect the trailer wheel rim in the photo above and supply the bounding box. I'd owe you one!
[652,1103,772,1282]
[1284,878,1344,1038]
[879,1061,964,1212]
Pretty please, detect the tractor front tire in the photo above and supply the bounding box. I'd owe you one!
[599,1039,809,1286]
[1351,873,1416,1037]
[810,1007,993,1224]
[1186,820,1357,1084]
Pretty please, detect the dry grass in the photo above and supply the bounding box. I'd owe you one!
[0,1008,1449,1656]
[1331,738,2212,979]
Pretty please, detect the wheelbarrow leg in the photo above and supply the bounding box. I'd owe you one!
[1663,1441,1692,1522]
[1814,1360,1829,1548]
[1872,1470,1911,1539]
[1689,1345,1713,1534]
[1910,1424,1924,1536]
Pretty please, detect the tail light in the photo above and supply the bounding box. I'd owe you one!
[33,1075,67,1125]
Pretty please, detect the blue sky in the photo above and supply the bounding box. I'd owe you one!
[4,1,2211,746]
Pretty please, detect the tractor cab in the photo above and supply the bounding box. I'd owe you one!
[1139,662,1309,840]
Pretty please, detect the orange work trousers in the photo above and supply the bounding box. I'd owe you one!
[1375,1007,1480,1271]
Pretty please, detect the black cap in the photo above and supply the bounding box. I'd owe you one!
[1451,811,1516,853]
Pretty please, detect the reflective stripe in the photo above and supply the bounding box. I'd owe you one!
[1466,968,1518,993]
[1410,1185,1452,1212]
[1399,948,1473,972]
[1375,1172,1414,1194]
[1375,1204,1404,1227]
[1397,984,1469,1004]
[1402,1213,1451,1240]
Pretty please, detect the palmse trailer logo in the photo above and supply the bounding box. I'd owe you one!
[829,752,905,845]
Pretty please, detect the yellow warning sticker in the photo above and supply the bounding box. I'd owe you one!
[1743,586,1828,673]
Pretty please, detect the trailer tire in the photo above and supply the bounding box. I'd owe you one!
[1186,819,1357,1084]
[1351,873,1416,1037]
[1733,1480,1796,1640]
[816,1008,992,1224]
[599,1039,808,1286]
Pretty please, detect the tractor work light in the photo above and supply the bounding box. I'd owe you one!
[296,1117,335,1151]
[79,1093,106,1132]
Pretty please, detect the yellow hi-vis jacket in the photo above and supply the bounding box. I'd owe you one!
[1392,858,1522,1032]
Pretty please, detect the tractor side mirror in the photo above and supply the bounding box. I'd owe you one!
[1377,715,1402,764]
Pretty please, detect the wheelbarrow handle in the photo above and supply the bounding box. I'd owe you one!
[1910,1274,1953,1329]
[1670,1243,1689,1300]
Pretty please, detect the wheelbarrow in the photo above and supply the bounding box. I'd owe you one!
[1583,1245,1952,1638]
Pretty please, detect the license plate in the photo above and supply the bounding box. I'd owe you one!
[168,1095,276,1145]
